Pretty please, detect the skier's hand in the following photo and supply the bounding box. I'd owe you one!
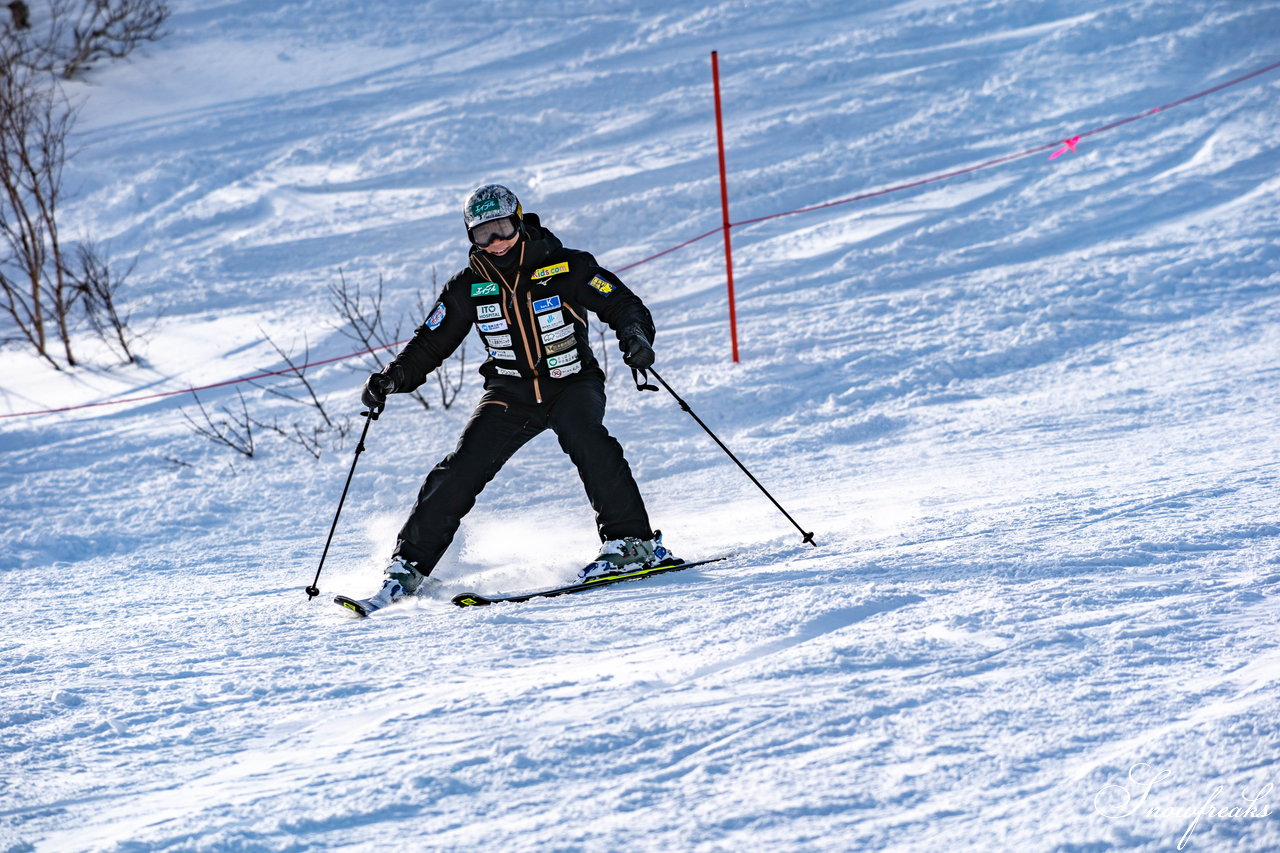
[620,327,654,371]
[361,371,397,409]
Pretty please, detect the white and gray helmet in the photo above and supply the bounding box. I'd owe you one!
[463,184,522,230]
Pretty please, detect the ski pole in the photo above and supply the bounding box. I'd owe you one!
[305,405,381,599]
[634,367,817,547]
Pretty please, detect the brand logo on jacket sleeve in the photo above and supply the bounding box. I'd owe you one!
[425,302,447,330]
[588,275,615,296]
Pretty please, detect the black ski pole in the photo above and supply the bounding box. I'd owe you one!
[634,367,817,547]
[305,405,381,599]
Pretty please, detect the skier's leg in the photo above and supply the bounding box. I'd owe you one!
[395,394,542,573]
[547,378,653,542]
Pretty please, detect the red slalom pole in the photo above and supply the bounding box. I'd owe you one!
[711,51,740,363]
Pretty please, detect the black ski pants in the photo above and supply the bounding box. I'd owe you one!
[395,377,652,573]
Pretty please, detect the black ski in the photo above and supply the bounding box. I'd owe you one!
[333,594,382,618]
[452,557,725,607]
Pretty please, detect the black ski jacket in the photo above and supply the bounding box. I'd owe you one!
[387,213,655,405]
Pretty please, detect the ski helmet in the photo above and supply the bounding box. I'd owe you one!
[462,184,522,230]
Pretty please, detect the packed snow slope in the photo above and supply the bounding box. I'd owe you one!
[3,1,1280,850]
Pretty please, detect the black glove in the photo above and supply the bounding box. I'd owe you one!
[361,371,398,409]
[619,326,655,371]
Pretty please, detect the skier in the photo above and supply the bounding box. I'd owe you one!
[351,184,675,611]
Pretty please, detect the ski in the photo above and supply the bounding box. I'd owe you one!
[451,557,725,607]
[334,578,438,618]
[333,593,383,618]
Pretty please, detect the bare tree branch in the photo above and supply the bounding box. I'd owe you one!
[253,328,333,427]
[67,238,139,363]
[1,2,168,367]
[180,390,255,458]
[0,57,74,367]
[4,1,170,79]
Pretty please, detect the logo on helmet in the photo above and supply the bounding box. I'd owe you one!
[470,199,500,218]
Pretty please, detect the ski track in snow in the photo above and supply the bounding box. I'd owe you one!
[3,0,1280,850]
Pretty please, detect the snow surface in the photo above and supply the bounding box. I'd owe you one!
[3,0,1280,850]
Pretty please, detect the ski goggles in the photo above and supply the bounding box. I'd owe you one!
[469,215,520,247]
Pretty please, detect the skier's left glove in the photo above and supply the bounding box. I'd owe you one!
[361,370,398,409]
[619,325,655,371]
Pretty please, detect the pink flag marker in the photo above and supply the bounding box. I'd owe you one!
[1050,136,1080,160]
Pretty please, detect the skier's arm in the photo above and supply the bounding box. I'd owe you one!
[573,260,655,345]
[574,263,655,370]
[381,275,472,395]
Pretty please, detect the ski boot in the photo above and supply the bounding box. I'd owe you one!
[577,531,677,581]
[334,556,427,617]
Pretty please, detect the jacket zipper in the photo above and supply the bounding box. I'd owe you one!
[478,247,543,403]
[511,288,542,403]
[526,293,545,360]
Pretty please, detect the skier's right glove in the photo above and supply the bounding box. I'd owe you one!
[361,370,398,409]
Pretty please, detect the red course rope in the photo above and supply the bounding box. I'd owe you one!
[0,343,395,420]
[5,58,1278,422]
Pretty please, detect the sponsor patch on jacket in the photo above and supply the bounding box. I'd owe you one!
[476,303,502,321]
[588,275,615,296]
[546,349,579,369]
[532,295,561,313]
[484,334,512,348]
[545,334,576,354]
[537,310,564,331]
[425,302,446,331]
[494,366,521,377]
[489,348,517,361]
[478,319,508,333]
[471,281,500,297]
[541,324,574,344]
[550,362,583,379]
[531,262,569,280]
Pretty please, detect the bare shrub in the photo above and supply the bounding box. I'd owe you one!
[0,59,76,367]
[4,0,169,79]
[184,272,474,463]
[1,1,170,367]
[247,330,356,459]
[68,239,139,363]
[329,267,467,411]
[181,390,255,459]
